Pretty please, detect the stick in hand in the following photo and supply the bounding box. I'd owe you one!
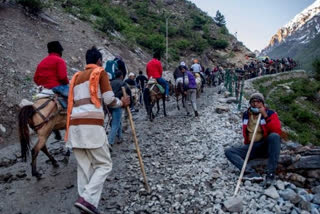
[121,87,150,193]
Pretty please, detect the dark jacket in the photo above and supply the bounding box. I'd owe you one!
[136,75,148,89]
[173,67,183,80]
[111,78,129,99]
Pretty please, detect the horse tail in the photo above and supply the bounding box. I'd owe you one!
[18,105,35,162]
[143,88,151,112]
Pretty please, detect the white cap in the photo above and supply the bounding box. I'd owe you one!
[180,61,186,66]
[129,72,135,77]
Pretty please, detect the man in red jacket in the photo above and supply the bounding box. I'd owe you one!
[225,93,281,188]
[146,51,169,100]
[34,41,69,98]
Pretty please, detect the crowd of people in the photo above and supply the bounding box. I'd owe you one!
[32,41,285,214]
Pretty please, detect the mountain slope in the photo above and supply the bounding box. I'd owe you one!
[261,0,320,70]
[0,1,251,145]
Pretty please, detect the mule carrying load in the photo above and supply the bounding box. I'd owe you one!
[143,78,167,121]
[18,87,66,178]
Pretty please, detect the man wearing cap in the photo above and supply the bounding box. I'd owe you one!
[224,92,281,188]
[34,41,69,99]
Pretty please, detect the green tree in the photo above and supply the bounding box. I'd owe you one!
[312,58,320,80]
[214,10,226,27]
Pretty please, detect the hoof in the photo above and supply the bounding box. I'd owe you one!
[32,171,42,179]
[52,161,60,168]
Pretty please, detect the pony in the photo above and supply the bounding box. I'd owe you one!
[18,96,66,179]
[194,73,202,98]
[169,81,186,111]
[143,80,167,121]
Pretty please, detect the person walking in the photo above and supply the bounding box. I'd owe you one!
[65,46,130,214]
[180,65,199,117]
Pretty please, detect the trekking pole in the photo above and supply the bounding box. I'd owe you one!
[234,113,261,196]
[121,87,150,193]
[237,76,245,111]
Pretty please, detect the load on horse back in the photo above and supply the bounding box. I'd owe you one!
[194,73,202,98]
[143,78,167,121]
[169,81,185,111]
[18,88,66,178]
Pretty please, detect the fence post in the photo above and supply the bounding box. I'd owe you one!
[238,76,245,111]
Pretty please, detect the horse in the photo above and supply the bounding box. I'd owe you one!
[194,73,202,98]
[18,95,66,179]
[143,81,167,121]
[169,81,186,111]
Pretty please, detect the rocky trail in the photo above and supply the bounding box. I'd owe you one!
[0,87,320,214]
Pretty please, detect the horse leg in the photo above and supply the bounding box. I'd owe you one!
[163,97,167,117]
[156,100,160,115]
[176,95,180,110]
[31,136,48,179]
[41,145,59,168]
[53,130,62,141]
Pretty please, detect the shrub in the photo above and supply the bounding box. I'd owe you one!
[312,58,320,80]
[209,39,228,49]
[219,26,228,35]
[17,0,44,14]
[136,33,165,53]
[175,39,191,50]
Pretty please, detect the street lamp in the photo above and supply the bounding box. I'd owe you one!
[165,14,175,70]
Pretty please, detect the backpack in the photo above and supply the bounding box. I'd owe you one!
[105,59,119,80]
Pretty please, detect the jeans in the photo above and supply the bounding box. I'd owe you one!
[108,108,123,145]
[156,77,169,96]
[52,84,69,97]
[185,89,197,113]
[224,133,281,174]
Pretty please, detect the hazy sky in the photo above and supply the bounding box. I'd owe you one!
[189,0,315,51]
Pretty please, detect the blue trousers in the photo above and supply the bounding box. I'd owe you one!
[156,77,169,96]
[108,108,123,145]
[224,133,281,174]
[52,84,69,97]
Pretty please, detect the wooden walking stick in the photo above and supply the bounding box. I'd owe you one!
[234,113,262,196]
[121,87,150,193]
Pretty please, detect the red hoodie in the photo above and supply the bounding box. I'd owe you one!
[34,53,69,88]
[146,58,163,79]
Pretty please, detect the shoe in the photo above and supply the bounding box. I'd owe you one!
[264,173,275,188]
[243,172,263,182]
[165,96,170,101]
[74,197,100,214]
[194,111,199,117]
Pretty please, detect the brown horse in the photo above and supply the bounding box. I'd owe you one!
[169,81,185,111]
[143,83,167,121]
[18,96,66,178]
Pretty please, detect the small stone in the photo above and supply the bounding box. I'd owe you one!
[313,193,320,205]
[223,196,243,212]
[299,199,312,212]
[264,186,280,199]
[0,124,5,133]
[275,180,285,190]
[280,189,297,201]
[312,185,320,194]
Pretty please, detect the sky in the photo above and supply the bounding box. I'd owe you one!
[189,0,315,51]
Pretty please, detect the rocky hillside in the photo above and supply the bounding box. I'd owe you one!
[0,0,252,145]
[260,0,320,70]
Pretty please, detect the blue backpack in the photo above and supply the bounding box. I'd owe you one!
[105,59,119,80]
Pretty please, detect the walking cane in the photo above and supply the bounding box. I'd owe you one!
[121,87,150,193]
[234,113,262,196]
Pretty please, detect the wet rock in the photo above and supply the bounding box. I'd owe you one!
[264,186,279,199]
[0,173,13,183]
[289,155,320,169]
[223,196,243,212]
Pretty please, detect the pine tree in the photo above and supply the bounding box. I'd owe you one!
[214,10,226,27]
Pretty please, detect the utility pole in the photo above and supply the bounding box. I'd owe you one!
[165,14,175,71]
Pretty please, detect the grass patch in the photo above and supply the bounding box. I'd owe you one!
[253,77,320,145]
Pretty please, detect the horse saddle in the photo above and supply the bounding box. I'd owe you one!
[147,78,165,94]
[33,88,67,109]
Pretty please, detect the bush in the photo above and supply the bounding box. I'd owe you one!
[136,33,165,53]
[312,58,320,80]
[219,26,228,35]
[175,39,191,50]
[17,0,44,14]
[209,39,228,49]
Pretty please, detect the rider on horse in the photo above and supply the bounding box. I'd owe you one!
[146,50,169,101]
[34,41,69,108]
